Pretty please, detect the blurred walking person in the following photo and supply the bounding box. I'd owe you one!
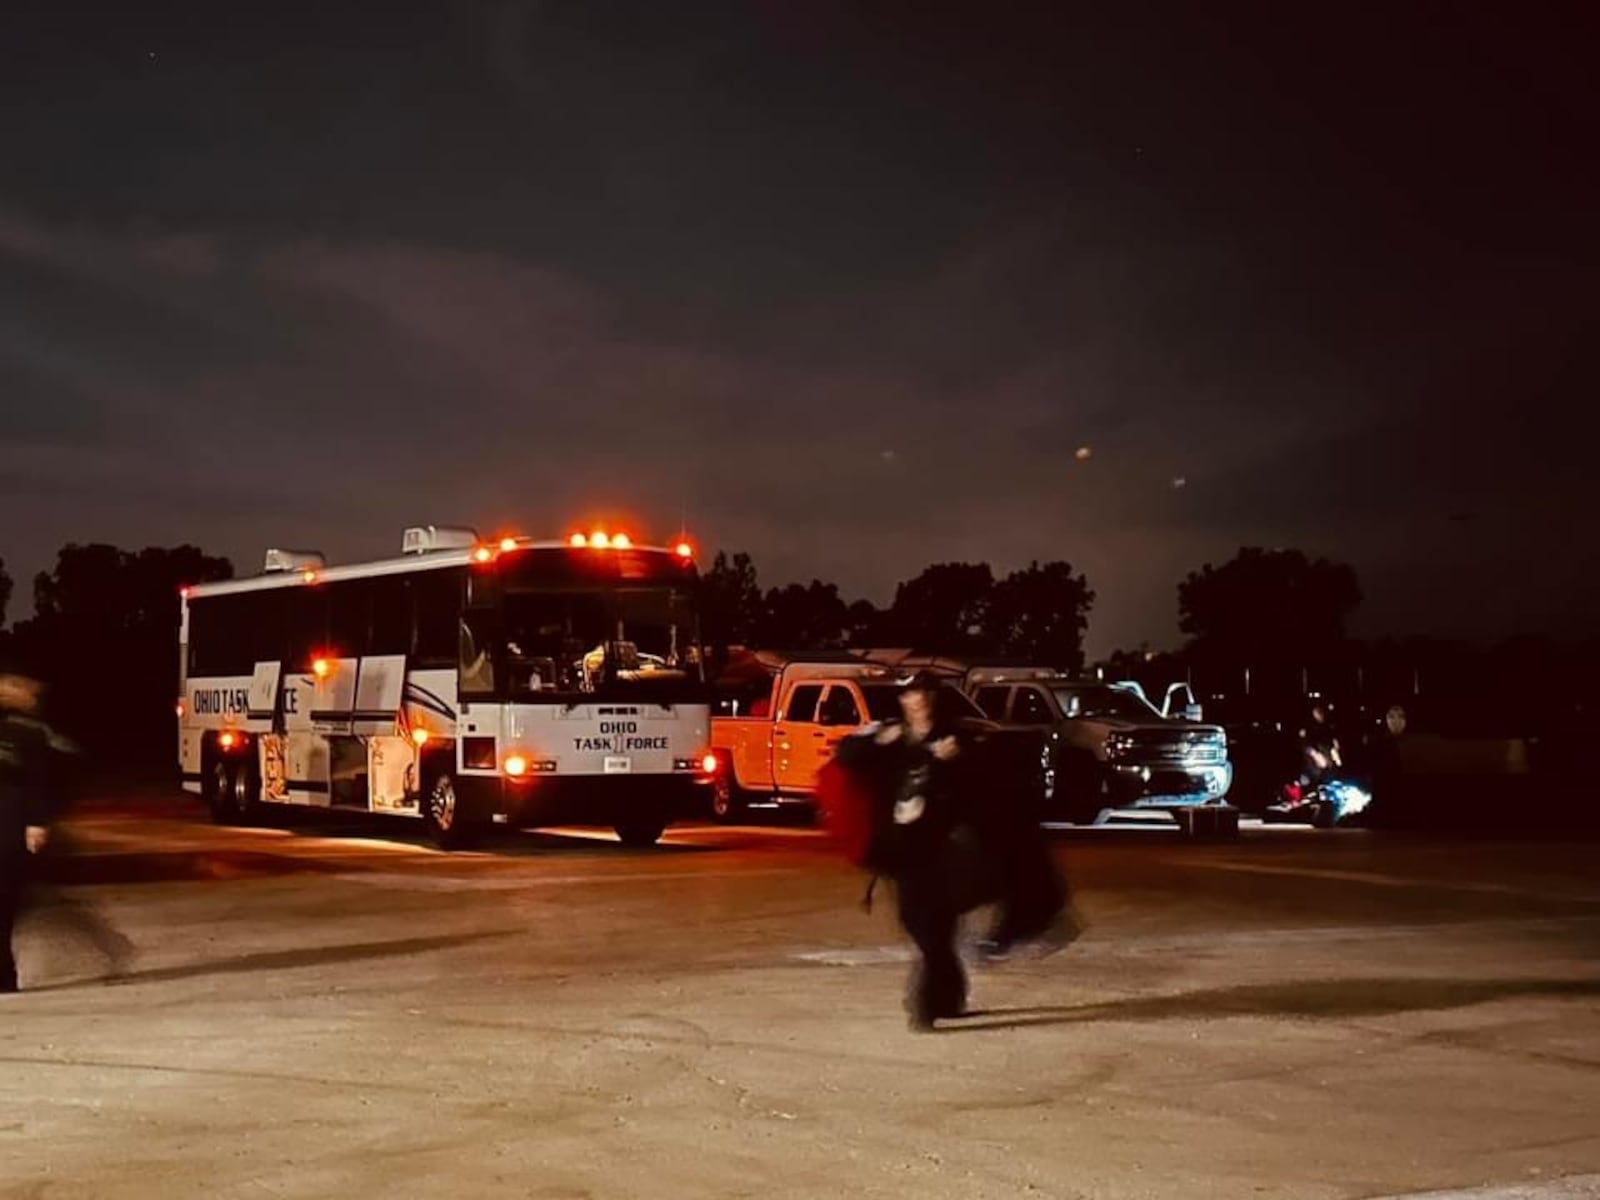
[0,665,132,992]
[1,667,55,993]
[873,673,977,1029]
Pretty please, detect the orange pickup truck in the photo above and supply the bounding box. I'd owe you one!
[707,662,925,819]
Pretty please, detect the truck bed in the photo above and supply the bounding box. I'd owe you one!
[711,716,776,792]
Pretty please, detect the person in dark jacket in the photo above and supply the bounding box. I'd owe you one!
[964,727,1073,962]
[875,672,983,1031]
[1,669,54,993]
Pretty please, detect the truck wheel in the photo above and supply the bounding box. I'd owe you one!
[615,817,667,847]
[710,764,744,823]
[1064,756,1109,825]
[423,772,476,849]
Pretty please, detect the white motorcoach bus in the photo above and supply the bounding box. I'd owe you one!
[178,525,715,847]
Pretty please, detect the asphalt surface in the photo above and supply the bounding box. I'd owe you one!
[2,793,1598,1199]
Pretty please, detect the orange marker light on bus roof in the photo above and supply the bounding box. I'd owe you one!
[611,532,631,549]
[473,546,493,563]
[498,536,518,552]
[589,531,610,549]
[411,727,430,747]
[302,569,319,584]
[675,542,694,559]
[569,532,587,547]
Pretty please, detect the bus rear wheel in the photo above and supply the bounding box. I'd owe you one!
[615,817,667,847]
[206,758,235,825]
[225,755,261,825]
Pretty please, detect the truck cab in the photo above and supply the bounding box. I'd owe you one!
[965,669,1233,826]
[710,659,920,817]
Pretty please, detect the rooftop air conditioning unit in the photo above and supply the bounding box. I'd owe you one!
[263,549,326,573]
[402,525,479,555]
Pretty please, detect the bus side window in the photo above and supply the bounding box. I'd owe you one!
[284,587,329,671]
[327,579,371,660]
[368,577,412,657]
[412,569,462,668]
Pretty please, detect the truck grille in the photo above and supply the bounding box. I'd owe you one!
[1114,729,1226,764]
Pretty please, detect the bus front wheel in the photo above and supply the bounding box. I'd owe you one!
[423,772,476,850]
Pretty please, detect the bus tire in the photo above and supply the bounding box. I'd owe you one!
[224,753,262,825]
[615,817,667,847]
[205,756,235,825]
[422,771,476,850]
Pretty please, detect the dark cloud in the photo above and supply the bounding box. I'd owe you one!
[1,2,1597,651]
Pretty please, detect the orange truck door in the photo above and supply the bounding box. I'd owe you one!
[773,682,825,792]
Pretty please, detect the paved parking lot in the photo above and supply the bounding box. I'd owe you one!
[3,794,1598,1199]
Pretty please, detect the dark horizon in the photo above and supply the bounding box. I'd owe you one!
[3,2,1596,656]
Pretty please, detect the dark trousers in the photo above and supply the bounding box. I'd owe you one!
[1,852,132,991]
[2,861,21,992]
[896,852,968,1023]
[987,824,1066,946]
[969,792,1066,947]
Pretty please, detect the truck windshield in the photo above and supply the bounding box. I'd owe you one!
[858,684,986,723]
[462,586,703,698]
[859,685,907,722]
[1052,686,1161,721]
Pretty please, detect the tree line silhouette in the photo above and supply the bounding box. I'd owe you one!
[1,541,1592,775]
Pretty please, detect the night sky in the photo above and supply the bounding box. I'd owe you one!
[2,2,1595,655]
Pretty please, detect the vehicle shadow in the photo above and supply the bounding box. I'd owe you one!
[32,929,519,992]
[251,813,724,857]
[947,975,1600,1032]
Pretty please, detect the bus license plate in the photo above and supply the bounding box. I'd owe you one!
[604,756,632,775]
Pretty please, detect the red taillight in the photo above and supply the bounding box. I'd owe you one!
[175,700,186,718]
[701,753,719,775]
[411,727,430,747]
[218,731,238,750]
[312,657,330,679]
[504,754,528,778]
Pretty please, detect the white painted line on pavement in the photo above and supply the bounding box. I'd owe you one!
[792,947,914,966]
[1372,1175,1600,1199]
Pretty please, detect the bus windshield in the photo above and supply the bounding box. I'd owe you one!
[461,585,703,698]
